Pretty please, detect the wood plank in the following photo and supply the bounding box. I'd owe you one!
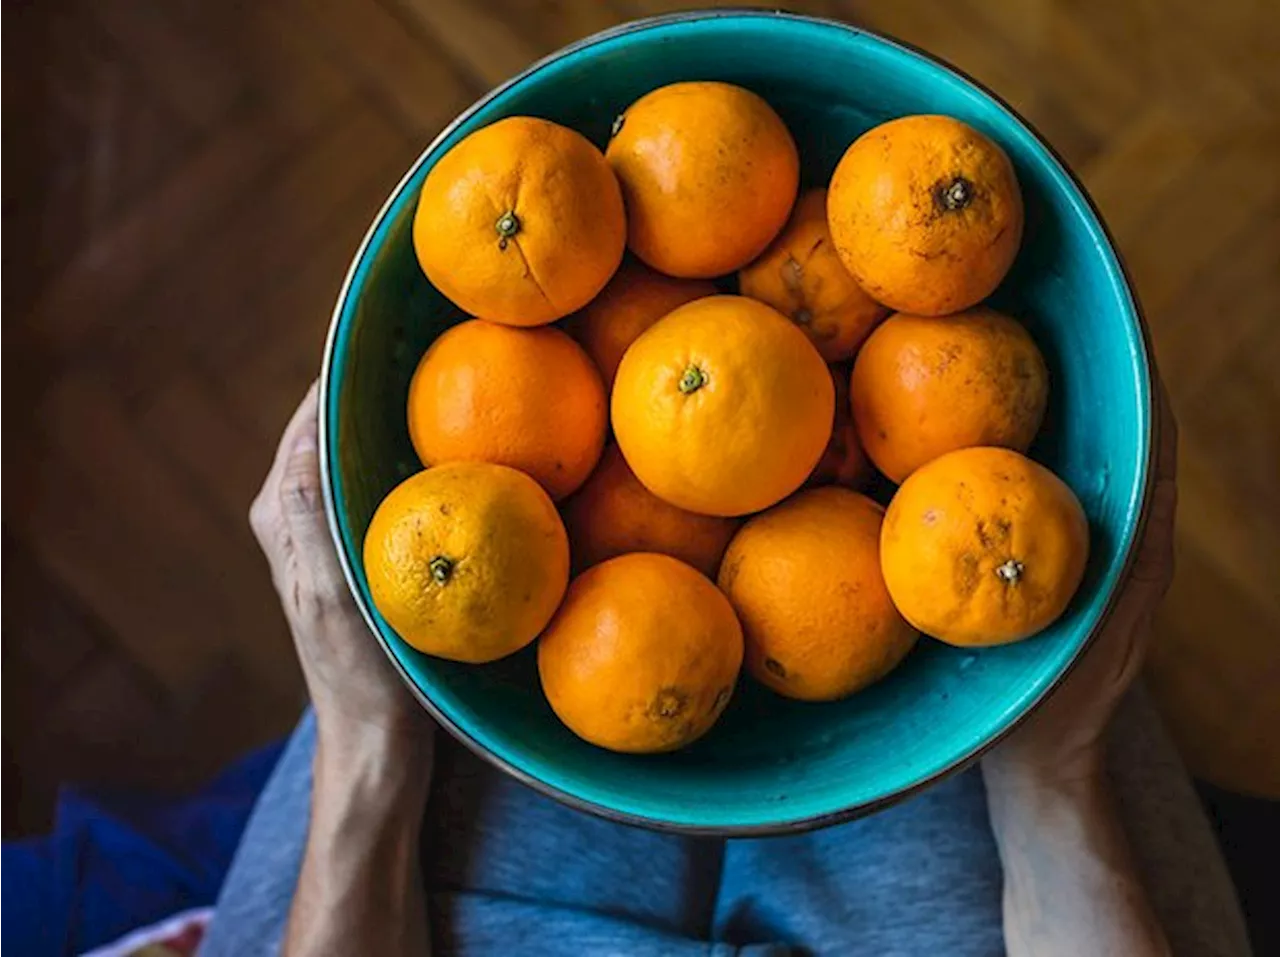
[1151,202,1280,403]
[137,375,274,529]
[1,531,103,688]
[21,107,321,358]
[1173,408,1280,623]
[1080,106,1205,248]
[842,0,1045,119]
[1027,6,1143,140]
[6,373,295,700]
[83,0,246,131]
[282,0,478,139]
[3,5,195,316]
[94,104,413,411]
[1150,535,1280,796]
[391,0,555,88]
[1121,123,1280,318]
[478,0,624,51]
[207,2,362,136]
[208,183,401,443]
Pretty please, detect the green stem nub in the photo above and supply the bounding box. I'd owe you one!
[429,556,454,585]
[938,176,974,211]
[678,364,707,394]
[792,307,814,326]
[495,210,521,249]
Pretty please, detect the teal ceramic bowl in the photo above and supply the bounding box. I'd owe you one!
[320,10,1154,834]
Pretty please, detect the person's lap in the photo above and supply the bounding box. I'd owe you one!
[199,687,1246,957]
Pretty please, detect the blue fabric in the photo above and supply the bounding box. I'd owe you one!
[10,691,1246,957]
[201,712,1003,956]
[2,740,283,957]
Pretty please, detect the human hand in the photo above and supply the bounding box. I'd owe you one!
[250,382,431,753]
[984,380,1178,789]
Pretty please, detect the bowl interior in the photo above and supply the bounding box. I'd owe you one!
[323,12,1151,832]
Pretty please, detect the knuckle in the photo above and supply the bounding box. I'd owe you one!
[279,459,322,518]
[248,494,275,540]
[290,573,351,626]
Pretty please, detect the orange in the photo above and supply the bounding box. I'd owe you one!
[739,188,889,362]
[611,295,834,517]
[880,447,1089,646]
[407,319,606,500]
[566,259,717,389]
[413,116,625,326]
[606,81,799,278]
[538,553,743,753]
[718,488,917,701]
[850,308,1048,484]
[828,115,1023,315]
[807,363,872,490]
[363,463,569,663]
[561,444,739,578]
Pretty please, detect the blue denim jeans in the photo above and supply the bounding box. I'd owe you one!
[200,689,1249,956]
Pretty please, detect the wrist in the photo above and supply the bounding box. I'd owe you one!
[312,718,433,830]
[982,742,1106,799]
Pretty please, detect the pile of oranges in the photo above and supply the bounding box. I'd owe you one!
[363,82,1090,755]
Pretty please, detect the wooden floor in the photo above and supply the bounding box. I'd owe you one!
[3,0,1277,834]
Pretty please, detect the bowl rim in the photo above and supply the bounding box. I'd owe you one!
[319,8,1158,836]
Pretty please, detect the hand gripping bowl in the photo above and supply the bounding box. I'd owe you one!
[320,10,1155,835]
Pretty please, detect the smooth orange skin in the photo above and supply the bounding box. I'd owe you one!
[881,447,1089,646]
[561,444,739,578]
[850,308,1048,484]
[611,295,834,517]
[606,81,799,278]
[566,259,717,389]
[413,116,626,326]
[719,488,918,702]
[739,189,889,362]
[407,320,606,501]
[828,115,1024,316]
[538,553,744,753]
[807,362,873,490]
[363,463,569,663]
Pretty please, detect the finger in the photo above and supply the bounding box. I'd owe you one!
[1153,373,1178,481]
[1129,469,1177,586]
[250,382,320,547]
[273,396,351,603]
[267,382,322,496]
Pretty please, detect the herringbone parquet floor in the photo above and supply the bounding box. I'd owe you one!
[4,0,1278,835]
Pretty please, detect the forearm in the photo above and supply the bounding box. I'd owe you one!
[284,724,432,957]
[984,758,1170,957]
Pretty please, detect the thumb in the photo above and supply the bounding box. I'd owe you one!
[275,395,348,590]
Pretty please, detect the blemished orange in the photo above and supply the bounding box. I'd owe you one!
[363,463,569,663]
[718,488,917,701]
[538,553,743,753]
[413,116,625,326]
[739,189,889,362]
[407,320,606,501]
[880,447,1089,646]
[606,81,799,278]
[567,259,717,389]
[850,308,1048,484]
[611,295,834,517]
[561,444,739,578]
[807,363,872,490]
[828,115,1023,316]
